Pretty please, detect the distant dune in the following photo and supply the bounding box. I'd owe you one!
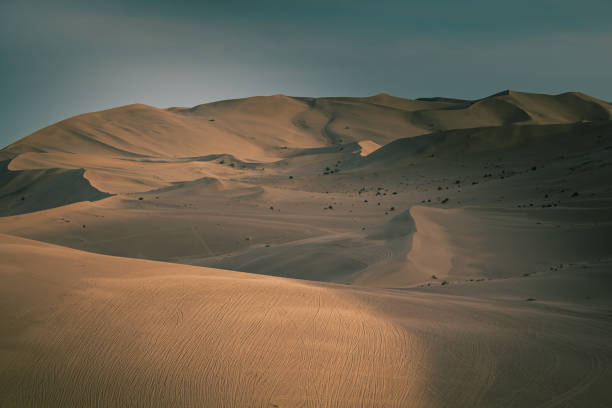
[1,91,612,406]
[2,90,610,163]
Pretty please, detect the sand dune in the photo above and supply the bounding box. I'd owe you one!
[3,90,610,164]
[2,233,611,407]
[0,234,426,407]
[1,90,612,406]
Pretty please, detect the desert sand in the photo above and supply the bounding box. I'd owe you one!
[1,90,612,406]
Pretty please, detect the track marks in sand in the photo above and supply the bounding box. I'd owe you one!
[0,235,426,407]
[190,226,215,257]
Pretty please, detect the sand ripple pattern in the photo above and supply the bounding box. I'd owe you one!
[3,270,424,407]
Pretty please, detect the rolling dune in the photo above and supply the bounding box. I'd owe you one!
[0,234,426,407]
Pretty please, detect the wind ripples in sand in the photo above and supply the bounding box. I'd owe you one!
[2,250,425,407]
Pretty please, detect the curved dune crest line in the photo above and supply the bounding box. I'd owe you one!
[0,234,427,407]
[354,206,453,287]
[404,206,454,282]
[0,160,112,216]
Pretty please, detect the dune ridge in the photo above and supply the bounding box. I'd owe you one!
[3,90,610,164]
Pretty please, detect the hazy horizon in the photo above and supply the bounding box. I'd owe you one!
[2,0,611,148]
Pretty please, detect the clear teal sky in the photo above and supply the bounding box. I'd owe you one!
[1,0,611,148]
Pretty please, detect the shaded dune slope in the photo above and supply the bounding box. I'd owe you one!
[0,160,110,216]
[358,121,612,167]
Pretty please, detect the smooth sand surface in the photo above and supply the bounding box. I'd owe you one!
[1,90,612,406]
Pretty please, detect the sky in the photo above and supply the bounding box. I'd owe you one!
[1,0,611,148]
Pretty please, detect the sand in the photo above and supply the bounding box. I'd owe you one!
[1,90,612,406]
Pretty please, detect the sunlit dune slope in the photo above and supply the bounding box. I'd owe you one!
[0,234,425,407]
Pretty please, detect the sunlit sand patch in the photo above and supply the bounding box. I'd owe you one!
[358,140,382,156]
